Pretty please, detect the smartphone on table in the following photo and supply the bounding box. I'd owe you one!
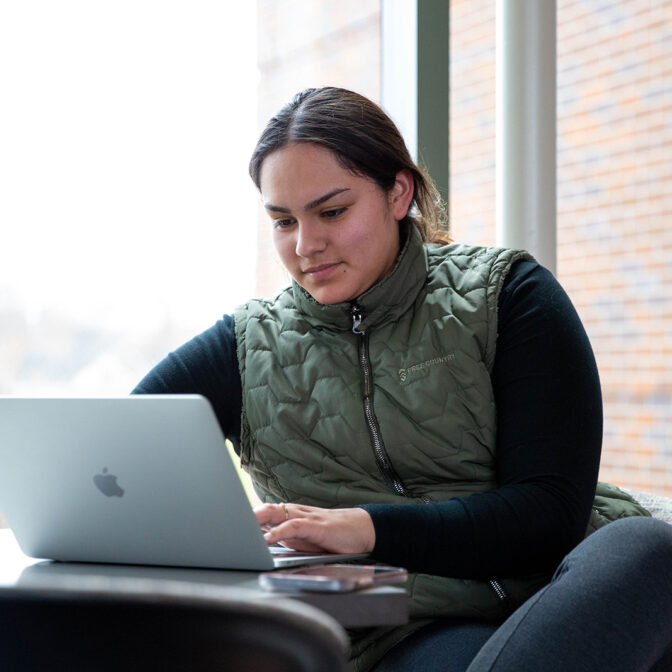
[259,564,408,593]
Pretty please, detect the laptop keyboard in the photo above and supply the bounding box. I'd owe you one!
[268,546,330,558]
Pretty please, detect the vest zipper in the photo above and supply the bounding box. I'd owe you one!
[352,305,507,603]
[351,304,410,497]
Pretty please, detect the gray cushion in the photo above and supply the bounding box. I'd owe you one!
[622,488,672,524]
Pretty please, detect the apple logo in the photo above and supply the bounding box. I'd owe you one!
[93,467,125,498]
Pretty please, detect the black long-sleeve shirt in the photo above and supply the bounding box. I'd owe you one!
[133,260,602,579]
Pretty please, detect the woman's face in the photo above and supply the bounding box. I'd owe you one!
[259,142,414,305]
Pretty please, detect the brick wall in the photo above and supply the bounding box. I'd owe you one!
[449,0,672,495]
[557,1,672,495]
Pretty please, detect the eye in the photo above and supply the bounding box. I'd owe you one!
[321,207,346,220]
[272,217,295,229]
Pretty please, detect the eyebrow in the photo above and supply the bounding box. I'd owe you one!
[264,188,351,214]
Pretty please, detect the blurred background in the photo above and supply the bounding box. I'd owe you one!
[1,0,670,524]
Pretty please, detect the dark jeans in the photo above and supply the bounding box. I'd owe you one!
[373,517,672,672]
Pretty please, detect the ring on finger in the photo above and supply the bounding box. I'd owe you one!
[280,502,289,521]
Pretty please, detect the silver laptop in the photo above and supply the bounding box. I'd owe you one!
[0,395,367,570]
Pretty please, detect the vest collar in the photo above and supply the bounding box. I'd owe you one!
[291,224,428,332]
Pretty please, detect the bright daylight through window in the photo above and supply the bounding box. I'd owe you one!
[0,2,259,396]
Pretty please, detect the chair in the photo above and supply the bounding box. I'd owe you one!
[0,577,351,672]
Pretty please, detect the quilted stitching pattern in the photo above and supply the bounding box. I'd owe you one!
[234,235,531,508]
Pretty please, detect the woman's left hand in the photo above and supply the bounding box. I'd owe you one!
[254,503,376,555]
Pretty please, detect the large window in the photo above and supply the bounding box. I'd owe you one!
[4,1,668,505]
[0,2,259,396]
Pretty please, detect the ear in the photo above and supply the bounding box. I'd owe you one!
[388,169,415,221]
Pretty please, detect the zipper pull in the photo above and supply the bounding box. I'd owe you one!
[351,304,364,334]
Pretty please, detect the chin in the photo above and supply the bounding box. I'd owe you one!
[305,285,358,305]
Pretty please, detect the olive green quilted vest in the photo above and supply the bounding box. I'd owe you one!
[235,227,534,599]
[235,228,530,507]
[234,227,650,670]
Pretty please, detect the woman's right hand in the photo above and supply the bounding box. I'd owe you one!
[254,502,376,555]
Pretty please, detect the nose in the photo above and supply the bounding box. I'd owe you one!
[295,219,327,258]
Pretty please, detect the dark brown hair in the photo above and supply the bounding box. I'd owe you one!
[249,87,450,244]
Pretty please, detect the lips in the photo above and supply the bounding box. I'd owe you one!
[302,262,342,280]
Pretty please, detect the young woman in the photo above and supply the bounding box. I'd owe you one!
[134,87,672,672]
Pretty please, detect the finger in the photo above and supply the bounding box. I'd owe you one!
[262,518,299,545]
[254,503,287,527]
[263,518,320,546]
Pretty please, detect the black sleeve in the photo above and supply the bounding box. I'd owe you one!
[132,314,243,449]
[362,261,603,579]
